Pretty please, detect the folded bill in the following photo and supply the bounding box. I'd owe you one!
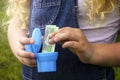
[42,25,59,52]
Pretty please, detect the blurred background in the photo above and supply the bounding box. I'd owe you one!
[0,0,120,80]
[0,0,22,80]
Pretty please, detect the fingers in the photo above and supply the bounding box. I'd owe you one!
[17,48,35,58]
[19,57,37,67]
[19,37,34,45]
[16,48,36,67]
[49,33,69,43]
[49,27,79,44]
[16,37,40,67]
[16,49,36,67]
[62,41,77,48]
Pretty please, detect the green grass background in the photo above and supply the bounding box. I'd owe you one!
[0,0,120,80]
[0,0,22,80]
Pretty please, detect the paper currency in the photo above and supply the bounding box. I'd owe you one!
[42,25,59,52]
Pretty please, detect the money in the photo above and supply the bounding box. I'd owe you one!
[42,25,59,52]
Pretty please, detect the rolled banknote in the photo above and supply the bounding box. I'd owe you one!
[42,25,59,52]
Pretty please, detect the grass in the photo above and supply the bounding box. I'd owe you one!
[0,1,22,80]
[0,27,22,80]
[114,31,120,80]
[0,0,120,80]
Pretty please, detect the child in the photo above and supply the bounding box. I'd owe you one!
[7,0,120,80]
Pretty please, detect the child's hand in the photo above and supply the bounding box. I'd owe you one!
[49,27,94,64]
[16,37,36,67]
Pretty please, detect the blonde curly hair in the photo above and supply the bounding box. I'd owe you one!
[7,0,30,29]
[85,0,119,23]
[7,0,119,29]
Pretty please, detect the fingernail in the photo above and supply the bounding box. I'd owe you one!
[48,39,52,44]
[30,39,34,43]
[31,53,35,57]
[54,38,57,42]
[49,34,52,38]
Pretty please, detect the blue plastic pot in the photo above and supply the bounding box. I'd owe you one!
[37,52,58,72]
[25,28,58,72]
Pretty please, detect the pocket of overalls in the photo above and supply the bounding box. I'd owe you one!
[31,0,61,29]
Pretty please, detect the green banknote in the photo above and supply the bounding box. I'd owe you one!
[42,25,59,52]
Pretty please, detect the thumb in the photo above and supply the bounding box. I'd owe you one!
[19,37,34,45]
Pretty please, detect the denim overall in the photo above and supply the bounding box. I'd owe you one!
[22,0,114,80]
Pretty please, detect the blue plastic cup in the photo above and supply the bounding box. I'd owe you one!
[36,52,58,72]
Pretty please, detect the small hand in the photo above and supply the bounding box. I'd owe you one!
[16,37,36,67]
